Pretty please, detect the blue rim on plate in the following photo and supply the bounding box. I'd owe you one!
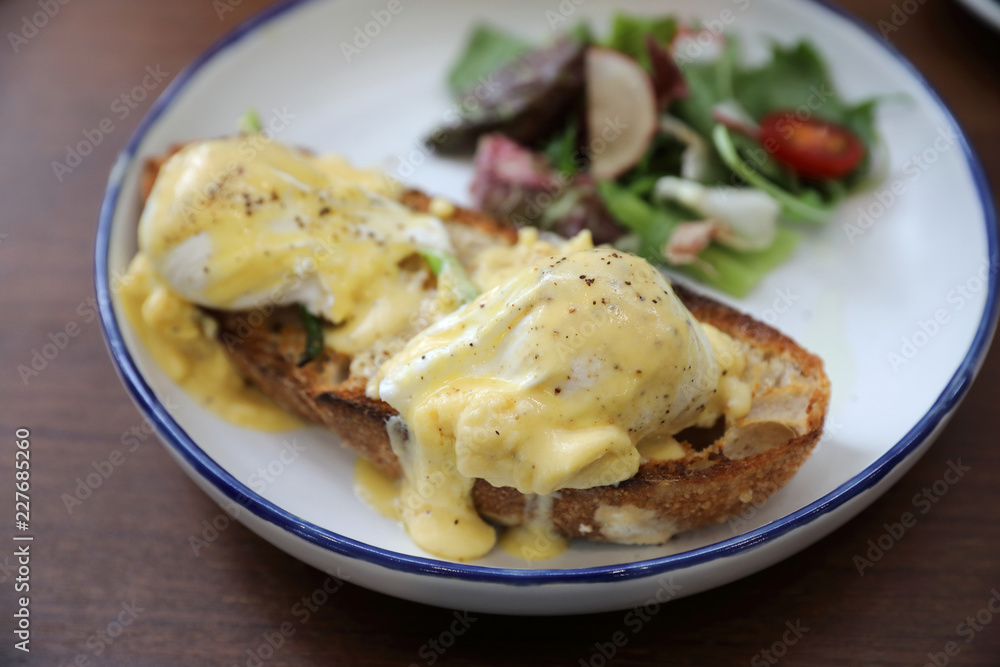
[95,0,999,585]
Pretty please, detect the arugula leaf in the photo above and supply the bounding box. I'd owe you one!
[628,134,685,184]
[447,25,529,97]
[728,130,798,190]
[297,306,324,367]
[604,13,677,70]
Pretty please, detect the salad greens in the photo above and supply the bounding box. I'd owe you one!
[433,13,884,296]
[599,180,799,296]
[605,14,678,70]
[713,125,832,224]
[432,34,586,155]
[676,39,880,210]
[447,26,529,97]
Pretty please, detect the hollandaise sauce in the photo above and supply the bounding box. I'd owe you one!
[118,254,301,432]
[353,457,401,522]
[373,247,752,561]
[352,454,570,562]
[499,494,570,561]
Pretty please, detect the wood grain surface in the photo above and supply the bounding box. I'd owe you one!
[1,0,998,664]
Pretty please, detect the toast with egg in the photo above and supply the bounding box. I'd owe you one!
[215,277,828,546]
[139,152,830,549]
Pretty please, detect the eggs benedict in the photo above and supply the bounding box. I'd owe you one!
[122,136,829,564]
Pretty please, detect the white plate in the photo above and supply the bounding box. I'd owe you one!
[96,0,998,614]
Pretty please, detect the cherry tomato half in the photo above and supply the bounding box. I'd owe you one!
[758,111,866,181]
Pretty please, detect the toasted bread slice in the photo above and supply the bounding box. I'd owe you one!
[141,151,829,545]
[204,197,830,545]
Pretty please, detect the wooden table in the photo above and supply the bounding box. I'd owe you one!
[2,0,998,664]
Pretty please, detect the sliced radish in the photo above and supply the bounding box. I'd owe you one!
[585,47,657,181]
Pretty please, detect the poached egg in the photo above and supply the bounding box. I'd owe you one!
[372,247,750,560]
[138,137,454,355]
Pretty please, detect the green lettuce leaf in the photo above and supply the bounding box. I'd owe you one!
[604,13,678,70]
[447,25,529,97]
[733,42,842,120]
[679,227,799,297]
[598,181,681,262]
[670,37,741,139]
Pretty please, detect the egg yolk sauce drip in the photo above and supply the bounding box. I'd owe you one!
[372,247,751,561]
[119,254,302,432]
[138,137,455,357]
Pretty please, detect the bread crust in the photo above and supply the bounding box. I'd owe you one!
[144,152,830,545]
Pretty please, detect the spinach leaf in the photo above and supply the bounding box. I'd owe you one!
[297,306,324,368]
